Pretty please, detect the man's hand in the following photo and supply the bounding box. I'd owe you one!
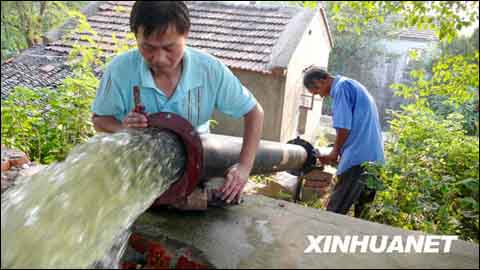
[122,110,148,129]
[318,149,339,166]
[220,163,251,203]
[318,128,349,166]
[219,104,263,204]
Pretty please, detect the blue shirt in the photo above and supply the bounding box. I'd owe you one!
[92,47,257,133]
[330,75,385,175]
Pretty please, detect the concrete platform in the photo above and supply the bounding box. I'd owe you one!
[127,195,478,269]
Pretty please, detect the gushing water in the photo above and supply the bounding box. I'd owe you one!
[1,130,186,269]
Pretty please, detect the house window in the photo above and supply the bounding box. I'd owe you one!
[299,91,314,110]
[297,107,308,135]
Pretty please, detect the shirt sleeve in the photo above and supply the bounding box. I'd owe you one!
[213,60,257,119]
[332,82,353,130]
[91,67,128,122]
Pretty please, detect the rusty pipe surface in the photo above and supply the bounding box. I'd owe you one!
[199,134,314,179]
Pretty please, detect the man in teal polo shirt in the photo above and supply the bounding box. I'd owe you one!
[91,1,264,204]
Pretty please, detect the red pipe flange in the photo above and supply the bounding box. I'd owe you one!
[148,112,203,206]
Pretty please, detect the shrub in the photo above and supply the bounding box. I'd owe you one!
[364,104,479,242]
[1,68,98,163]
[1,11,102,163]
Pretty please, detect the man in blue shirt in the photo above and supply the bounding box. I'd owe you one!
[303,67,384,217]
[91,2,264,204]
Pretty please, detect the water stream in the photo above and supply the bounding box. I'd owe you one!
[1,129,186,269]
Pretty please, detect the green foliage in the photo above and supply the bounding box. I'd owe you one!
[208,119,219,129]
[364,107,479,242]
[1,83,96,164]
[250,174,274,185]
[1,1,89,61]
[429,95,479,136]
[362,162,386,192]
[425,30,480,136]
[273,190,295,202]
[328,2,394,34]
[364,51,479,242]
[1,6,137,164]
[391,53,479,135]
[0,58,99,164]
[1,11,101,163]
[439,28,479,56]
[328,1,479,44]
[392,53,478,104]
[302,197,327,209]
[322,1,398,123]
[314,134,329,148]
[276,0,479,243]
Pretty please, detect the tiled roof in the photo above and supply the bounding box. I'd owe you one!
[45,1,314,74]
[1,47,71,99]
[397,28,438,41]
[2,1,331,99]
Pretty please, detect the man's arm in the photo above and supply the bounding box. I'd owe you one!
[321,128,349,165]
[92,111,148,133]
[239,103,264,170]
[221,103,264,203]
[92,115,124,133]
[332,127,349,156]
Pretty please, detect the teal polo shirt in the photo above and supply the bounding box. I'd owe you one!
[92,47,258,133]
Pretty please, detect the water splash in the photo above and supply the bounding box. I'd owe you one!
[1,129,186,269]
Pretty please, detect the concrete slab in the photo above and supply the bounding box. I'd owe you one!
[128,195,479,269]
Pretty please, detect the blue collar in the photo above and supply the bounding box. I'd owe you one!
[329,75,342,98]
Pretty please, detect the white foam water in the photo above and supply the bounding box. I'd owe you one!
[1,130,186,269]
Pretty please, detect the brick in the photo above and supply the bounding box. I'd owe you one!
[303,179,330,188]
[8,151,29,168]
[1,159,10,172]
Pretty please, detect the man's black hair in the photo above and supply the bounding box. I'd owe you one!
[303,67,332,89]
[130,1,190,38]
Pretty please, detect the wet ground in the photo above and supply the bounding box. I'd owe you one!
[124,195,479,269]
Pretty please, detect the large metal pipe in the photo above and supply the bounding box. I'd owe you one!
[200,134,313,179]
[147,113,317,205]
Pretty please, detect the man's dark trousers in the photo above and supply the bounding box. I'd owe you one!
[327,165,376,217]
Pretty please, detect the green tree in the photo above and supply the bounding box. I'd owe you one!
[439,27,479,56]
[1,10,97,163]
[321,1,478,121]
[321,2,399,117]
[300,1,479,242]
[1,1,88,61]
[324,1,479,43]
[1,7,137,163]
[425,28,480,135]
[364,106,479,242]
